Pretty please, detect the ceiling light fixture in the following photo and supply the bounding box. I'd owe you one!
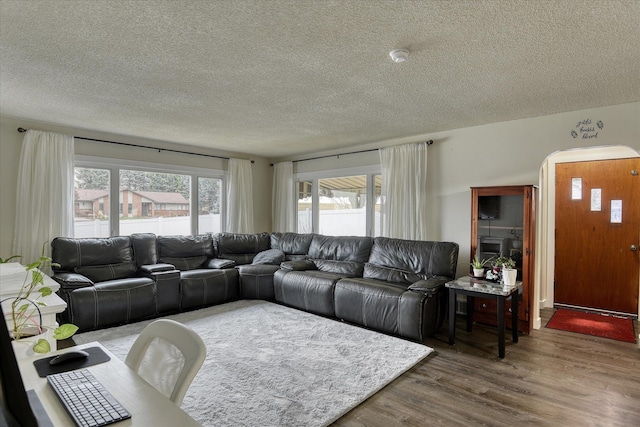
[389,48,410,63]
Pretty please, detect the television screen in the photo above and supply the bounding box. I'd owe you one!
[478,196,500,219]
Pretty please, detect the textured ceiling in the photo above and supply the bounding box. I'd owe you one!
[1,1,638,159]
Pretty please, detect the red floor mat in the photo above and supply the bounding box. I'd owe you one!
[546,309,636,343]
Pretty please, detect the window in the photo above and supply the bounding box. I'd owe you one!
[74,157,225,237]
[74,167,110,237]
[198,177,223,233]
[373,175,382,237]
[318,176,367,236]
[118,170,191,235]
[297,181,313,233]
[296,167,380,236]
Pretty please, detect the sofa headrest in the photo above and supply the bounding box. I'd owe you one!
[130,233,158,267]
[270,232,313,257]
[368,237,459,278]
[216,232,270,254]
[157,234,215,258]
[308,235,373,263]
[52,236,133,271]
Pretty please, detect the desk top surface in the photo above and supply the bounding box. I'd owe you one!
[446,276,522,296]
[18,342,201,426]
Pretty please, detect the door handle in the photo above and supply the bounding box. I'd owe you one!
[632,245,638,251]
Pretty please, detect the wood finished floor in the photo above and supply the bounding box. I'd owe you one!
[332,309,640,427]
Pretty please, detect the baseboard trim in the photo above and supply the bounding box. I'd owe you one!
[553,303,638,320]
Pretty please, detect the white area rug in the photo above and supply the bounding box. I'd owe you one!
[74,300,432,426]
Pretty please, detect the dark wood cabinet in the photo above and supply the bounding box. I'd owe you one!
[470,185,537,333]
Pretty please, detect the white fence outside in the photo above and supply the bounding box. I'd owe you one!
[74,210,380,237]
[74,214,222,237]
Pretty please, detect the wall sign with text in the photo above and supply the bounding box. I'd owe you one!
[570,119,604,140]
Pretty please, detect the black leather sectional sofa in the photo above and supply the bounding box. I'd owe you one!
[51,232,458,342]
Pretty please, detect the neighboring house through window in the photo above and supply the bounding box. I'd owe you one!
[74,157,225,238]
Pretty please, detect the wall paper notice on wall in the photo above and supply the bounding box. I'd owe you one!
[570,119,604,140]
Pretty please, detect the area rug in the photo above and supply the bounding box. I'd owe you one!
[74,300,432,426]
[546,308,636,343]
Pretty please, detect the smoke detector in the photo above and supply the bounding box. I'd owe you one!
[389,48,410,63]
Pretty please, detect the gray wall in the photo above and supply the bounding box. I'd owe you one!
[279,101,640,277]
[1,101,639,279]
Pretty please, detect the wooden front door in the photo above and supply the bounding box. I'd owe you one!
[554,158,640,315]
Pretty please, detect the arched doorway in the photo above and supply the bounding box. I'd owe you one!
[532,145,640,329]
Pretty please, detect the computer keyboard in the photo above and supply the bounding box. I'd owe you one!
[46,369,131,427]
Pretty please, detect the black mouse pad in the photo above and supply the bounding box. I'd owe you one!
[33,346,111,377]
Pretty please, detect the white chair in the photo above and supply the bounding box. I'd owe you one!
[124,319,206,406]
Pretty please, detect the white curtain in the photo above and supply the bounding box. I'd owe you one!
[13,130,75,263]
[379,141,428,240]
[272,161,295,232]
[226,158,254,233]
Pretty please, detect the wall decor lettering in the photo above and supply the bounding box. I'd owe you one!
[570,118,604,140]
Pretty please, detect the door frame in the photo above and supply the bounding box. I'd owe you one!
[533,145,640,329]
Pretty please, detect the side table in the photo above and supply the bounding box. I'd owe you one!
[446,276,521,358]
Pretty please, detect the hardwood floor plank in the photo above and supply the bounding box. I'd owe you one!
[332,309,640,427]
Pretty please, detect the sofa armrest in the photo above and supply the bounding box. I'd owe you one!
[279,259,317,271]
[408,277,449,296]
[206,258,236,269]
[140,263,176,274]
[52,272,94,290]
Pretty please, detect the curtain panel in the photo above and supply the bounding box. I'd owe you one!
[226,158,254,233]
[379,141,428,240]
[272,161,295,232]
[13,130,75,263]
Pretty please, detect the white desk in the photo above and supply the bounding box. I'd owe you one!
[18,342,201,426]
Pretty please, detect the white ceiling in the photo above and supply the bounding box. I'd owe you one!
[1,1,638,159]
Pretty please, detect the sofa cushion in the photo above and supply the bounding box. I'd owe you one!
[74,261,137,283]
[308,235,373,263]
[130,233,158,267]
[157,234,215,258]
[216,232,271,265]
[159,256,207,271]
[252,249,285,265]
[270,232,313,260]
[363,263,428,285]
[206,258,236,269]
[367,237,459,279]
[314,259,364,276]
[52,236,133,270]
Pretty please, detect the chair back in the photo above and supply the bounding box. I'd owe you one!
[124,319,206,406]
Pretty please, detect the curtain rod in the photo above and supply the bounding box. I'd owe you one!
[17,127,254,163]
[289,139,433,164]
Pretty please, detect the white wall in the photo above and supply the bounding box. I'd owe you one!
[2,102,638,277]
[281,102,640,278]
[0,116,273,256]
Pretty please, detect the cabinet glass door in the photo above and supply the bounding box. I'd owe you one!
[477,194,524,277]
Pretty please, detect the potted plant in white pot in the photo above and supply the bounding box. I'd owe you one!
[1,244,78,355]
[495,256,517,286]
[470,251,493,278]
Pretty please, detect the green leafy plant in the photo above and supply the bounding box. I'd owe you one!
[494,256,516,270]
[471,251,494,269]
[1,243,78,353]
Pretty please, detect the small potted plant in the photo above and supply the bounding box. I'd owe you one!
[1,244,78,354]
[494,256,517,286]
[470,251,493,278]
